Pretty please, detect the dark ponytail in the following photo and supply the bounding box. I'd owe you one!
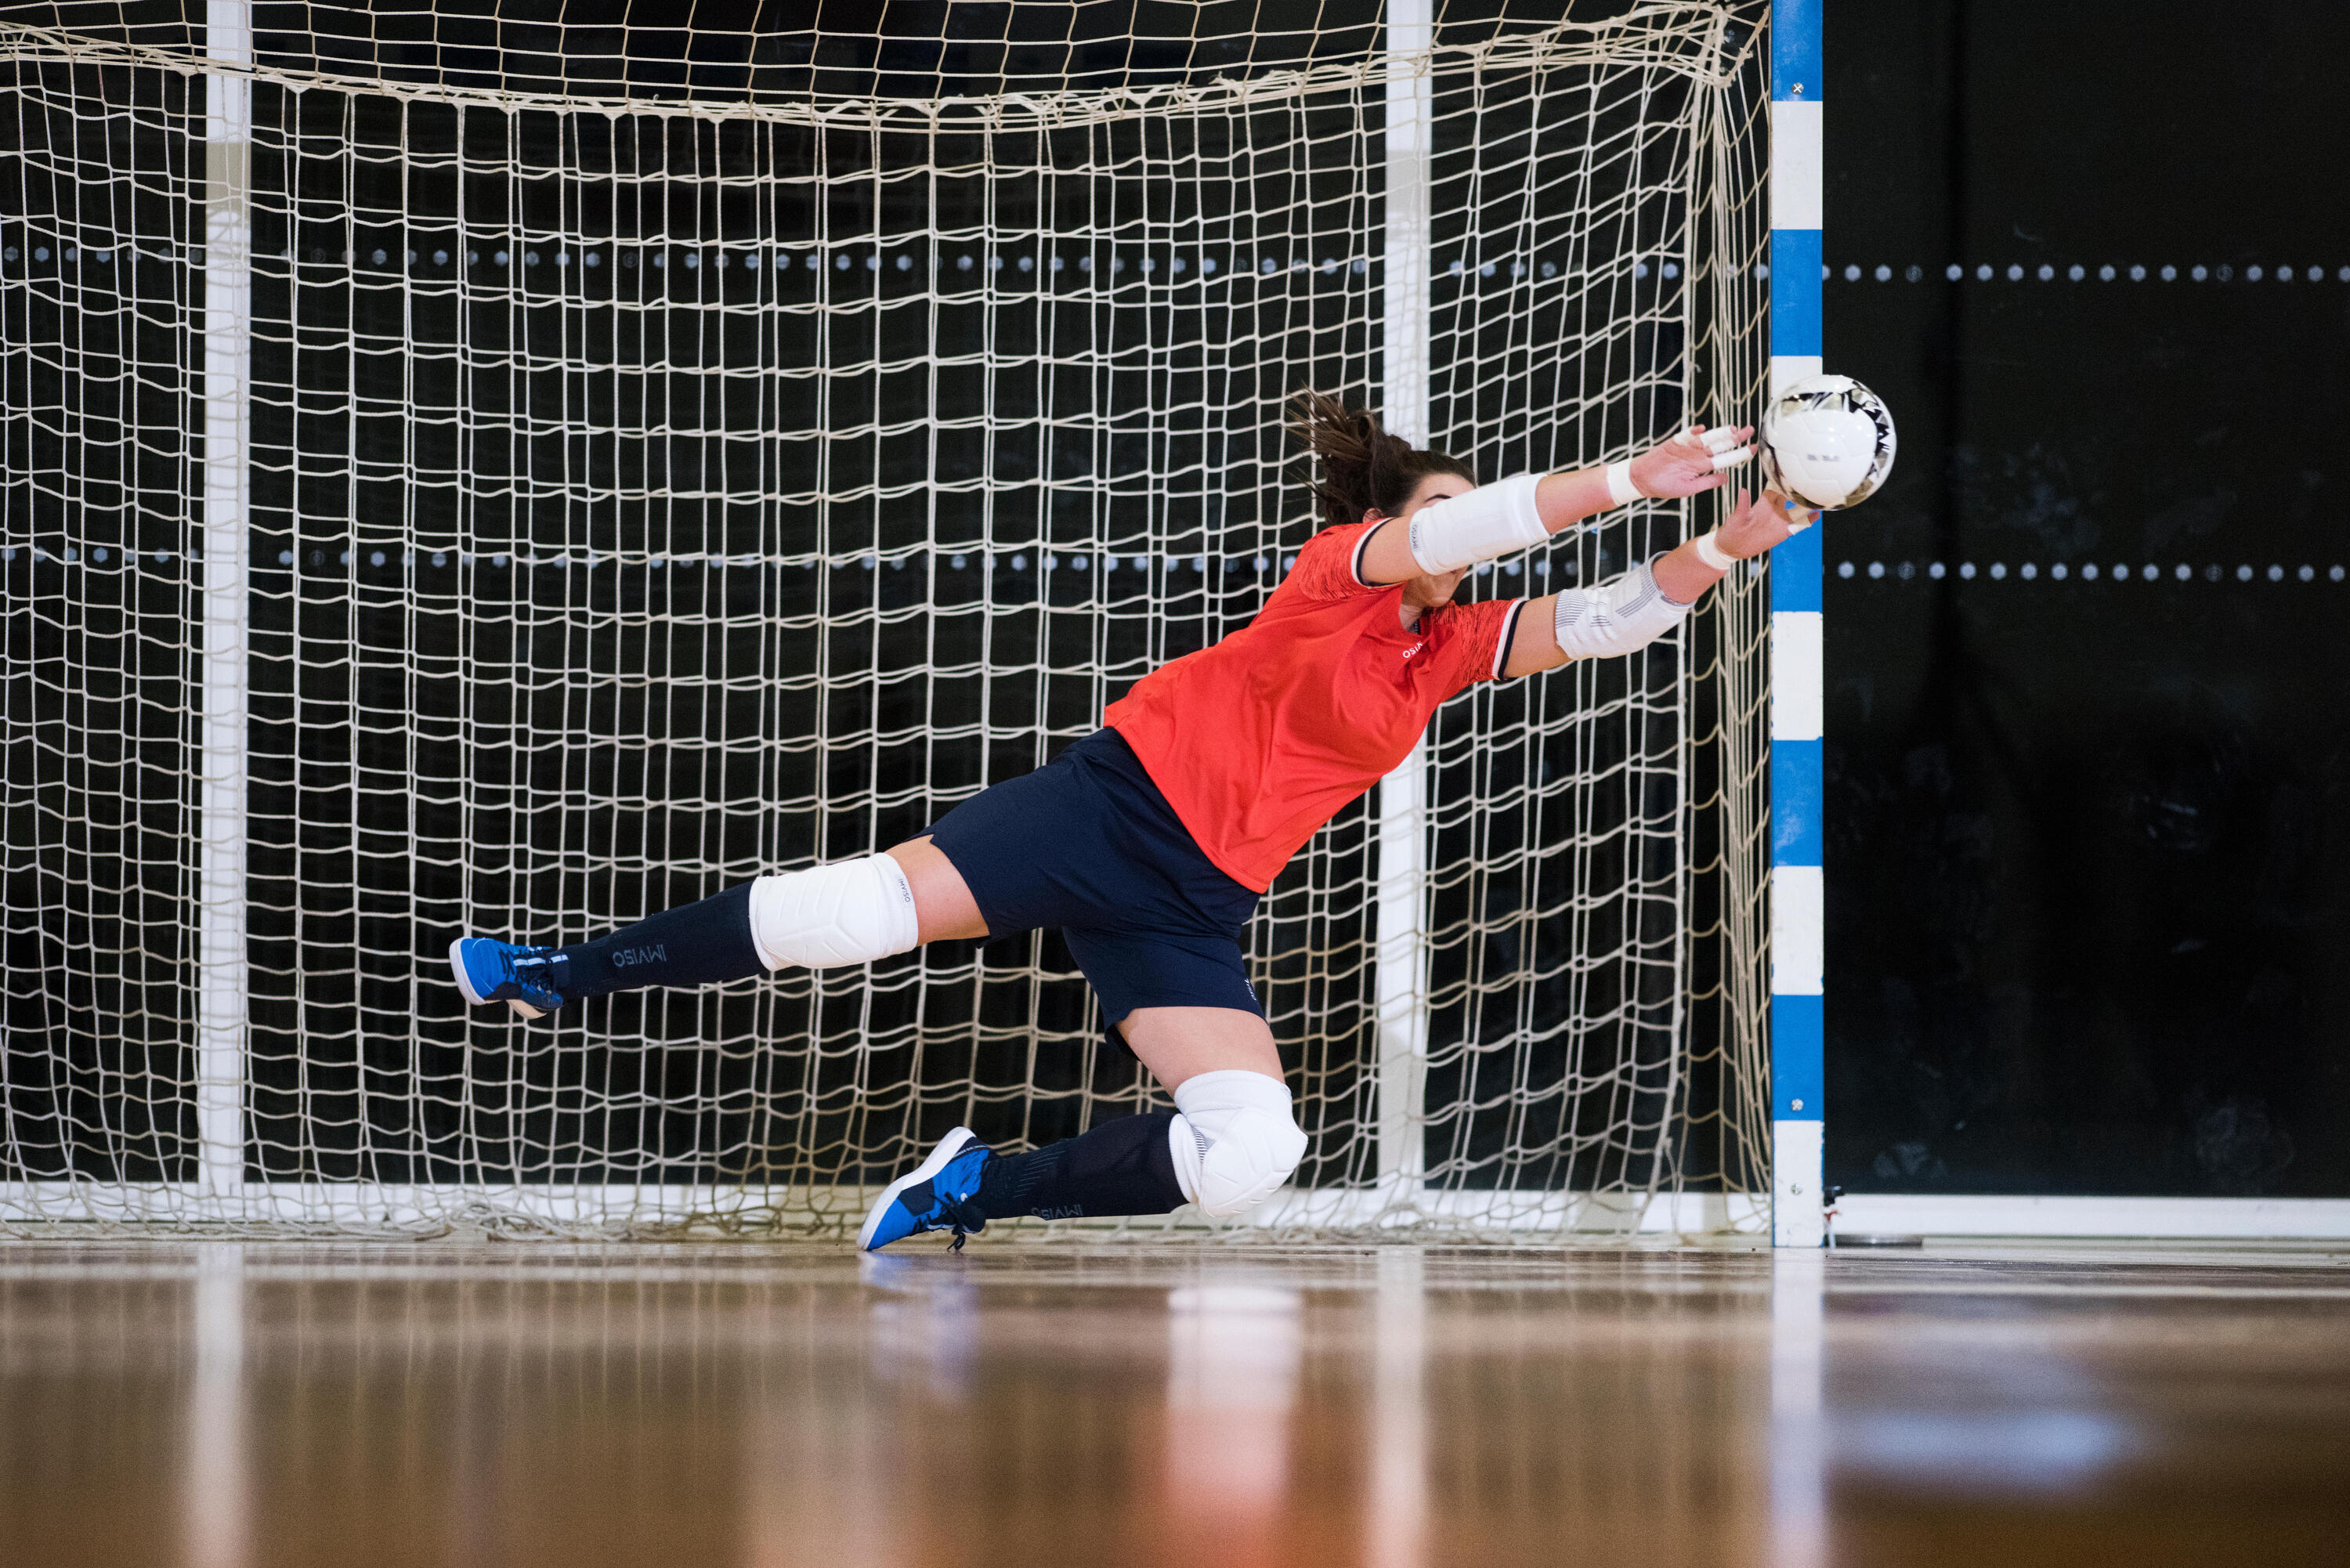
[1286,388,1477,533]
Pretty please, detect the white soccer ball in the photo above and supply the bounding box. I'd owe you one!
[1758,374,1896,510]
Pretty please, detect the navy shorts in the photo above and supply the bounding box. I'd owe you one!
[923,728,1262,1053]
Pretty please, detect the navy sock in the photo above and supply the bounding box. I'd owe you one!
[974,1111,1186,1220]
[554,881,765,999]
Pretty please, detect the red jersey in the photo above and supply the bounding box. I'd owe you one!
[1104,519,1528,892]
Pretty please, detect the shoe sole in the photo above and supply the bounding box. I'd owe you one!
[857,1126,982,1252]
[447,938,546,1020]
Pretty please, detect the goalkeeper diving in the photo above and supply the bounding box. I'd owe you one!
[450,393,1817,1248]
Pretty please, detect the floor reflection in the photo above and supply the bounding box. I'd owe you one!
[0,1241,2344,1567]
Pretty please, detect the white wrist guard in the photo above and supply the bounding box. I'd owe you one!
[747,854,920,970]
[1551,559,1692,659]
[1693,529,1739,572]
[1406,472,1545,574]
[1604,459,1640,506]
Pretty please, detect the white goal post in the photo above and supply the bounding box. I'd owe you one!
[0,2,1773,1237]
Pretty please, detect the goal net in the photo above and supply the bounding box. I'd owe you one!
[0,2,1771,1237]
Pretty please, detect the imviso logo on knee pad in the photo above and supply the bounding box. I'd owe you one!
[611,944,669,967]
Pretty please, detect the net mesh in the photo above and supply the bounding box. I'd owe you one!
[0,1,1772,1237]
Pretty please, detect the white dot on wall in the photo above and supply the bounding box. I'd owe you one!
[1011,554,1026,570]
[526,251,541,266]
[2189,265,2205,281]
[1946,263,1963,280]
[2021,562,2038,579]
[2128,264,2145,280]
[866,254,880,270]
[2099,264,2115,280]
[2236,564,2254,581]
[1542,261,1557,278]
[2172,563,2189,580]
[494,250,509,265]
[1844,264,1861,280]
[1664,261,1680,278]
[958,255,974,270]
[2248,266,2265,280]
[2068,264,2084,280]
[2299,565,2315,581]
[2051,562,2068,580]
[1867,560,1884,578]
[433,250,449,265]
[1990,562,2008,579]
[2269,564,2285,580]
[1874,264,1890,281]
[1976,264,1993,280]
[1929,561,1947,579]
[2338,268,2350,283]
[2006,263,2023,280]
[1906,264,1922,281]
[1960,562,1977,580]
[2037,263,2054,280]
[1201,258,1215,274]
[1838,560,1855,578]
[2334,565,2347,582]
[2081,562,2099,580]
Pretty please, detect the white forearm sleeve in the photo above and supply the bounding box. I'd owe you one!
[1405,472,1546,574]
[1550,559,1692,659]
[747,853,921,970]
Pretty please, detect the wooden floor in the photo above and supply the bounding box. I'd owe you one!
[2,1237,2346,1567]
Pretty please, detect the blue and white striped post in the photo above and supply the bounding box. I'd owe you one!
[1770,0,1826,1249]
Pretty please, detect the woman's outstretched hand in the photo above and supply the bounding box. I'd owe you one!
[1715,486,1820,560]
[1629,424,1755,497]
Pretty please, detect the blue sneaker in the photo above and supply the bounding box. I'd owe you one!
[448,937,566,1019]
[859,1128,992,1252]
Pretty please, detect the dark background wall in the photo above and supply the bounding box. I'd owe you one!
[1825,2,2350,1197]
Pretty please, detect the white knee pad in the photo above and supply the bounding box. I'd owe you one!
[747,854,920,970]
[1167,1069,1307,1219]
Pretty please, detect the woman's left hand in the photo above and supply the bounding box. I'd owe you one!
[1714,487,1822,559]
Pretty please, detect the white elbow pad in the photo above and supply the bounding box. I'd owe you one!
[1406,472,1545,574]
[747,854,920,970]
[1168,1069,1307,1220]
[1551,559,1692,659]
